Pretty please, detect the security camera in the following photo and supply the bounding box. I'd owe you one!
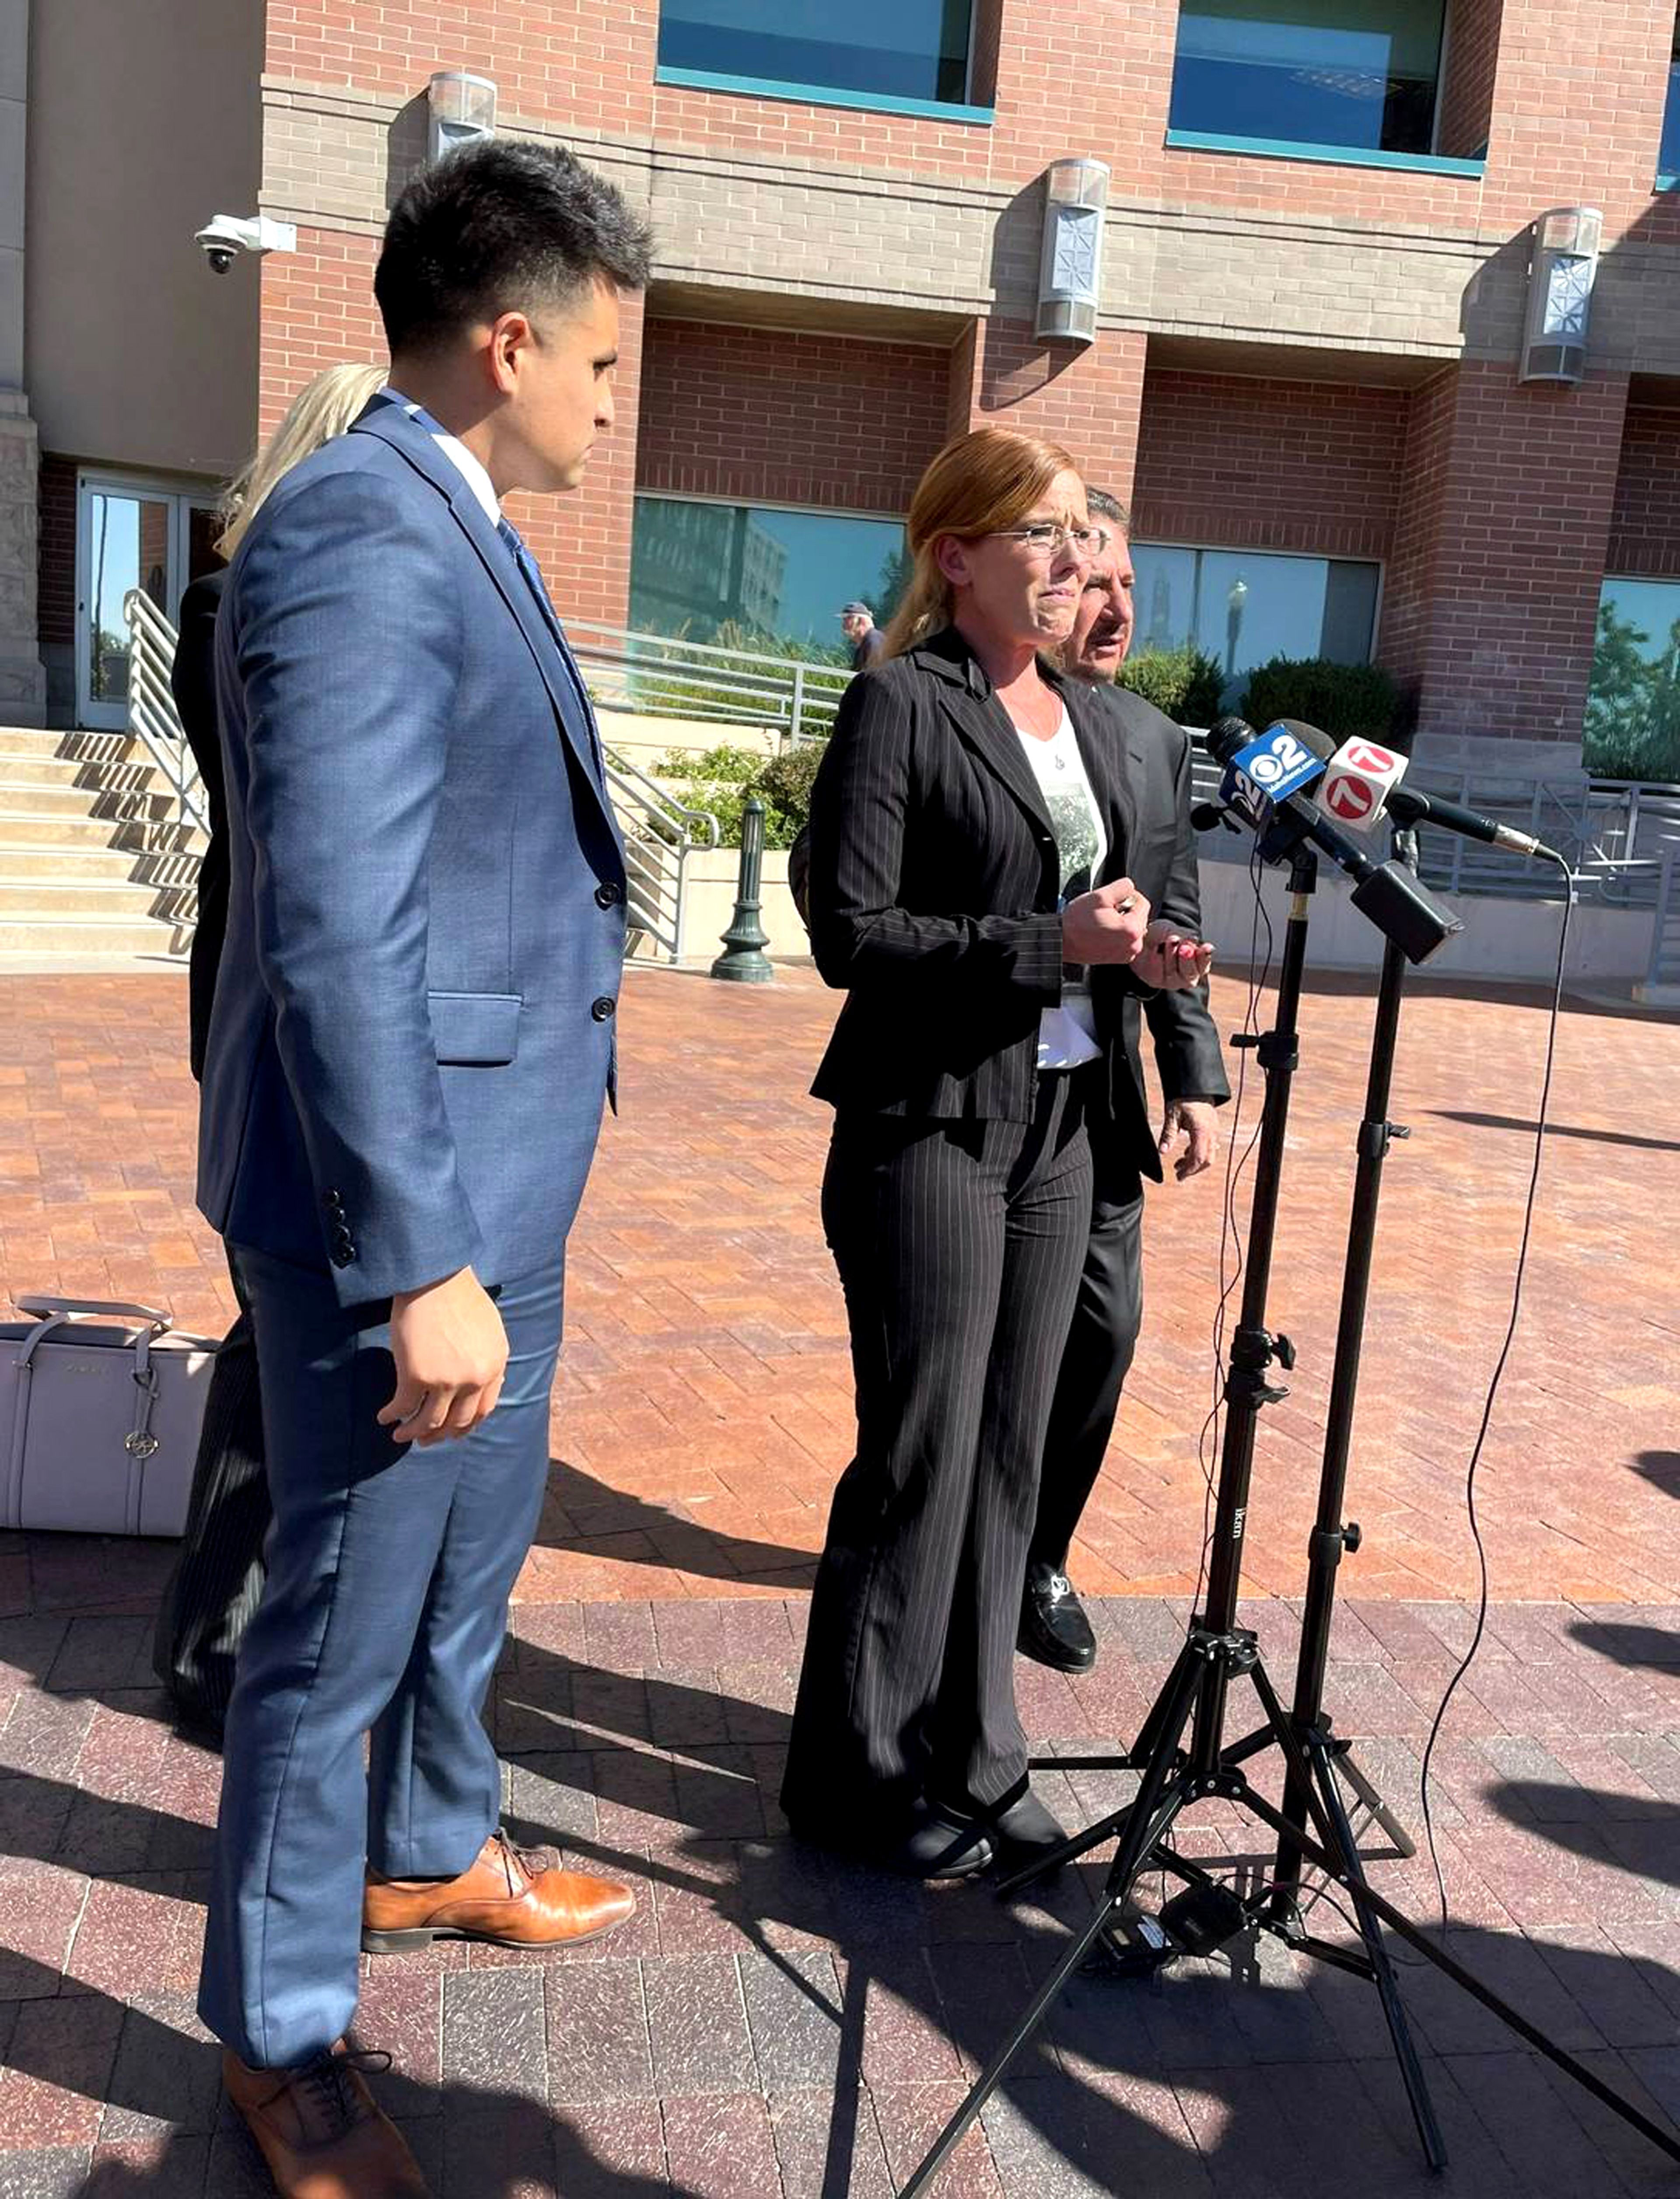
[195,213,297,274]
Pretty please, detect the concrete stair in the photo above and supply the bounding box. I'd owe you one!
[0,726,201,965]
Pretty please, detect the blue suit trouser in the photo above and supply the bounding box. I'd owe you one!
[197,1246,563,2070]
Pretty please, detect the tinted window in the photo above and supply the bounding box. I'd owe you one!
[659,0,974,104]
[1132,543,1380,692]
[1171,1,1446,155]
[631,496,910,650]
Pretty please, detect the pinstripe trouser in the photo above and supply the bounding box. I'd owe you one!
[784,1067,1096,1827]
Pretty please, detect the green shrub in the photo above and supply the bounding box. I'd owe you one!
[645,734,831,850]
[1115,646,1225,727]
[753,741,826,829]
[1237,657,1403,744]
[655,742,767,783]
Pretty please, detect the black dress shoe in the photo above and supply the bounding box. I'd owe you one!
[985,1786,1070,1872]
[1018,1564,1098,1673]
[785,1800,994,1881]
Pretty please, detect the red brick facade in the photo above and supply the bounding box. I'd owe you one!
[1379,363,1632,747]
[1132,375,1409,566]
[637,321,953,515]
[28,0,1680,762]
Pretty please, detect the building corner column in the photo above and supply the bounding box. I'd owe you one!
[0,0,46,724]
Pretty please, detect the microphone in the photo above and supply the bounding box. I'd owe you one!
[1205,718,1462,965]
[1311,733,1559,860]
[1389,784,1557,860]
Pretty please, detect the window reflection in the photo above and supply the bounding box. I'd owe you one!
[1130,543,1379,691]
[1170,0,1446,155]
[630,495,909,652]
[1663,22,1680,175]
[658,0,974,104]
[1586,576,1680,776]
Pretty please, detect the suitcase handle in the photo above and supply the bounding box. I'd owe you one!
[14,1295,173,1330]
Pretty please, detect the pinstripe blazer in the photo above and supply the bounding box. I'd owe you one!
[807,624,1185,1176]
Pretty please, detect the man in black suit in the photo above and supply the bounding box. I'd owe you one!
[1019,489,1231,1673]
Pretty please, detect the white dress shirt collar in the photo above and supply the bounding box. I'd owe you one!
[380,386,501,525]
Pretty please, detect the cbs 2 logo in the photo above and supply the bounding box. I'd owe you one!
[1242,732,1314,787]
[1231,727,1323,804]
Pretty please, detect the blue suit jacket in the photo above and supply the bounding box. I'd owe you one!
[197,395,627,1304]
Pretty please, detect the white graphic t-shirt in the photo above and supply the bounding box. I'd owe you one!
[1016,706,1108,1070]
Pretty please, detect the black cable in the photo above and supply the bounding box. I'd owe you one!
[1416,848,1575,1934]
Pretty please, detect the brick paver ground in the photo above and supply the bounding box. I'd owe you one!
[2,965,1678,2194]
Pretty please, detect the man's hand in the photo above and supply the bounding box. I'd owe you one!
[1064,879,1151,965]
[379,1268,509,1447]
[1135,919,1214,993]
[1158,1098,1220,1182]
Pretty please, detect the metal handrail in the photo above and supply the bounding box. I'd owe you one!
[122,591,210,841]
[602,743,720,961]
[569,619,849,747]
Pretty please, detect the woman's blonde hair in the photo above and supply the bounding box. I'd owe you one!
[217,362,388,556]
[881,427,1082,659]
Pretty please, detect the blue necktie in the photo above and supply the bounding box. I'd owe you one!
[497,516,606,786]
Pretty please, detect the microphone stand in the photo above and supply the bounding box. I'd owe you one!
[1260,823,1421,1913]
[896,834,1680,2198]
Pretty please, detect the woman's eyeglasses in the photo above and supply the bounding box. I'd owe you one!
[987,524,1107,561]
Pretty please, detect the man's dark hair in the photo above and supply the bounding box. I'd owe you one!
[1086,486,1131,533]
[376,139,652,355]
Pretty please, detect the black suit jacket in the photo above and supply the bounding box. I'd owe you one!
[1089,682,1230,1116]
[807,626,1223,1181]
[173,567,228,1082]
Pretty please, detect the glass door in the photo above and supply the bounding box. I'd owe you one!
[75,477,220,730]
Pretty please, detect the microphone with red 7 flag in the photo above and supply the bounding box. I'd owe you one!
[1310,734,1561,861]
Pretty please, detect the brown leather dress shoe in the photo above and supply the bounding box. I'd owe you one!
[222,2044,430,2198]
[362,1827,635,1954]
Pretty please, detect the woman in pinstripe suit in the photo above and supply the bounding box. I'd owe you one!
[782,430,1211,1878]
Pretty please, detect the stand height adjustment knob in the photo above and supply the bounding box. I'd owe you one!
[1274,1335,1296,1370]
[1344,1521,1362,1552]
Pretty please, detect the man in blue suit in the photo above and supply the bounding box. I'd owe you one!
[195,141,650,2198]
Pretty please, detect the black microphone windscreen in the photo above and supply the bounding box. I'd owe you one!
[1207,714,1256,763]
[1272,718,1336,762]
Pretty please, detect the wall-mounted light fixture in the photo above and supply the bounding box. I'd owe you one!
[427,71,497,164]
[1520,206,1603,385]
[1034,157,1110,346]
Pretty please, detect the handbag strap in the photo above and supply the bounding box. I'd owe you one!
[14,1294,173,1327]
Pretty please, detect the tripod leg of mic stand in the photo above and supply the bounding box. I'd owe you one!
[1309,1735,1446,2171]
[1242,1658,1446,2171]
[1237,1773,1680,2173]
[899,1652,1206,2197]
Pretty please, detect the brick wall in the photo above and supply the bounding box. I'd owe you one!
[37,455,77,651]
[636,319,952,514]
[1437,0,1504,161]
[1383,361,1631,748]
[1131,373,1409,563]
[1607,392,1680,579]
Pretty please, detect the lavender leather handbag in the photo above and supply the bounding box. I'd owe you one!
[0,1296,220,1538]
